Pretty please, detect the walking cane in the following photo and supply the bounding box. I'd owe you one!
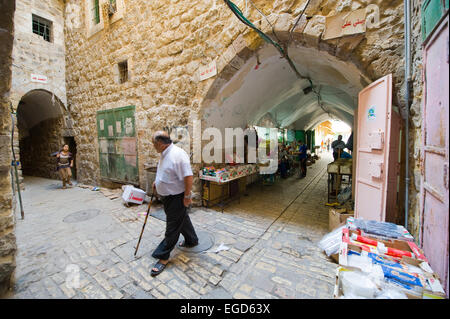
[134,193,155,256]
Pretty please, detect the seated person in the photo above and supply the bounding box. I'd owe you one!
[332,135,346,160]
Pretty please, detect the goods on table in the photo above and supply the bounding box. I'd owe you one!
[199,164,258,183]
[319,217,446,299]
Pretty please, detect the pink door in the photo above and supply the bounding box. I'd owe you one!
[421,15,449,296]
[354,74,400,222]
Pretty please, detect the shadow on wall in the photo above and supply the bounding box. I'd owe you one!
[19,117,64,180]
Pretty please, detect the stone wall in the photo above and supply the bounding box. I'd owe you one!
[11,0,67,109]
[19,117,65,180]
[11,0,68,184]
[65,0,407,191]
[0,0,17,297]
[408,0,424,241]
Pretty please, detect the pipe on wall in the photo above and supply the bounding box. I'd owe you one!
[404,0,411,231]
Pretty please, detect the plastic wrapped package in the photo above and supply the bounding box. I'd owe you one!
[341,270,378,298]
[349,218,413,240]
[318,225,345,256]
[376,288,408,299]
[346,254,372,272]
[337,186,352,204]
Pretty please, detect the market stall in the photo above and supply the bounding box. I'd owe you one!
[199,164,258,212]
[319,214,447,299]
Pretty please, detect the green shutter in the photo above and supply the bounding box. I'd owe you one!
[94,0,100,24]
[421,0,447,41]
[295,130,306,143]
[97,106,139,184]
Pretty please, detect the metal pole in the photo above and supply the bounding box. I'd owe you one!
[10,103,24,219]
[404,0,411,231]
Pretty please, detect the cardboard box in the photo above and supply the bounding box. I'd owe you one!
[122,185,146,204]
[341,228,428,262]
[329,208,354,231]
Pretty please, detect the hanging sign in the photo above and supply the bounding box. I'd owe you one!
[198,60,217,81]
[323,8,368,40]
[30,74,48,84]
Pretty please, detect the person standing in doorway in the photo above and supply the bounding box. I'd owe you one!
[56,144,73,189]
[150,131,198,276]
[297,140,308,178]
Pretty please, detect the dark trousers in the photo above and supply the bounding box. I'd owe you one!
[152,192,198,261]
[300,158,307,176]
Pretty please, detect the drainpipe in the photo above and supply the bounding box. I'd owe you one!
[404,0,411,231]
[10,102,24,219]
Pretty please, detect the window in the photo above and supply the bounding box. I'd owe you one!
[32,14,52,42]
[118,61,128,83]
[92,0,100,24]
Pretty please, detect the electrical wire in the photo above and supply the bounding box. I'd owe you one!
[223,0,327,116]
[224,0,283,53]
[247,0,282,44]
[288,0,311,45]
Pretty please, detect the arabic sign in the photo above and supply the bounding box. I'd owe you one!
[30,74,48,84]
[323,8,367,40]
[199,60,217,81]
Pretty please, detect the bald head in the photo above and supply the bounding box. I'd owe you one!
[153,131,171,143]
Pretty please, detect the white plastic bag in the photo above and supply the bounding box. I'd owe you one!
[341,270,378,298]
[318,225,345,256]
[376,288,408,299]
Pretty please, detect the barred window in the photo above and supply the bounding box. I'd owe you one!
[118,61,128,83]
[32,14,52,42]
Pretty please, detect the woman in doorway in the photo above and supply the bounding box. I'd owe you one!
[56,144,73,189]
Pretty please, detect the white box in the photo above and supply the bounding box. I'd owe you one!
[122,185,146,204]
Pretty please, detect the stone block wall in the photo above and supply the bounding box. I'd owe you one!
[10,0,68,185]
[408,0,424,241]
[19,117,65,180]
[0,0,17,297]
[64,0,407,194]
[10,0,67,109]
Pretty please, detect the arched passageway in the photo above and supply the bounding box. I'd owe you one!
[195,40,378,219]
[16,89,76,180]
[200,42,367,133]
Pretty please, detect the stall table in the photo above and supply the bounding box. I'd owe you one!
[200,164,258,213]
[327,159,352,203]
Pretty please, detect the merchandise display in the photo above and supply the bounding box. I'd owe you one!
[199,164,258,183]
[319,217,446,299]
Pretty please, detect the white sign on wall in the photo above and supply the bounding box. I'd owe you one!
[322,6,380,40]
[31,74,48,84]
[198,60,217,81]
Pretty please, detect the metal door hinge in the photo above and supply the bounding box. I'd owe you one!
[444,162,449,190]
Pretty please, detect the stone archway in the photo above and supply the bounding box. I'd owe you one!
[16,89,74,180]
[189,2,405,203]
[195,0,405,123]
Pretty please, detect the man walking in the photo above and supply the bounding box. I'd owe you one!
[150,131,198,276]
[297,140,308,178]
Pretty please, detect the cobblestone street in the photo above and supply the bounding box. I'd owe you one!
[10,153,338,299]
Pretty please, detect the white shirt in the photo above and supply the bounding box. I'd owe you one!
[155,143,193,196]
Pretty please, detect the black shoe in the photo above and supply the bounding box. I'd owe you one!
[179,241,198,248]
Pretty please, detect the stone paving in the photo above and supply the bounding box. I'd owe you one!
[9,153,340,299]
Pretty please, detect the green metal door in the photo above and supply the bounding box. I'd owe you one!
[422,0,449,41]
[97,105,139,184]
